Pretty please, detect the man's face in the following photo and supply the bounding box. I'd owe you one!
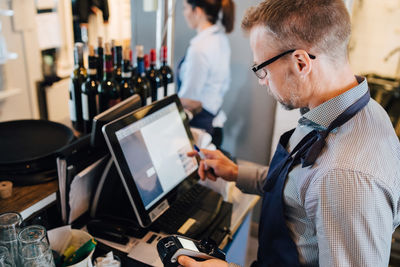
[249,26,305,110]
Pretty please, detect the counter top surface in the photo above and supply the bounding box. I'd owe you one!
[0,179,58,219]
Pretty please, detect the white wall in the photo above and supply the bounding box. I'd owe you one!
[349,0,400,77]
[0,0,42,121]
[131,0,158,53]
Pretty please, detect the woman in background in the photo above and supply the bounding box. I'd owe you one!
[178,0,235,147]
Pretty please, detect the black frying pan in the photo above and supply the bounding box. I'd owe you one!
[0,120,74,181]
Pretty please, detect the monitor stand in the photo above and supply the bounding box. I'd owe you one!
[91,156,199,219]
[90,156,147,237]
[89,156,214,239]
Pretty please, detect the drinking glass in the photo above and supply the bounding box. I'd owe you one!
[18,225,55,267]
[0,212,22,266]
[0,246,14,267]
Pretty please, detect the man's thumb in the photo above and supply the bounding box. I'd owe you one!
[178,255,197,266]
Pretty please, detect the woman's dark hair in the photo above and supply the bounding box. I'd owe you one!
[187,0,235,33]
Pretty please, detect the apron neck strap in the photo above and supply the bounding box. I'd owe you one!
[301,90,370,167]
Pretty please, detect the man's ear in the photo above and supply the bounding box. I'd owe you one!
[292,50,312,76]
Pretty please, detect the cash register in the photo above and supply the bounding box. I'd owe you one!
[89,95,232,246]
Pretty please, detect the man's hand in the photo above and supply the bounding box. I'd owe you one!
[178,256,228,267]
[188,149,238,182]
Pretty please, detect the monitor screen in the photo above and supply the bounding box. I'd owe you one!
[102,95,199,227]
[115,102,197,210]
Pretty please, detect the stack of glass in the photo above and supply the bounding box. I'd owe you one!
[0,212,21,266]
[18,225,55,267]
[0,212,55,267]
[0,246,14,267]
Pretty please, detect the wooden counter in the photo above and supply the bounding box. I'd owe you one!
[0,180,58,219]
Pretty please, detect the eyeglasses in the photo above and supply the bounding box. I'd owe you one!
[252,49,316,79]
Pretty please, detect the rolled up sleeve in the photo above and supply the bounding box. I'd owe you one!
[236,164,269,196]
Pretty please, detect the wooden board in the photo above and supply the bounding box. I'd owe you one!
[0,179,58,214]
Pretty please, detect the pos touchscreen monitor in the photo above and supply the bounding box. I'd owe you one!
[102,95,199,228]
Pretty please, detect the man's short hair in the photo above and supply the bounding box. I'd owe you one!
[242,0,351,60]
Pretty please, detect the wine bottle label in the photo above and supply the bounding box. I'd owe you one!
[157,86,164,100]
[121,72,132,78]
[69,99,76,121]
[81,94,89,120]
[167,83,175,96]
[146,97,152,105]
[69,81,77,121]
[88,69,97,75]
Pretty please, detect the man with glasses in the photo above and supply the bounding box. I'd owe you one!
[179,0,400,266]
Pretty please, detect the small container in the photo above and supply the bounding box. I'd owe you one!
[48,227,95,267]
[18,225,55,267]
[0,212,22,266]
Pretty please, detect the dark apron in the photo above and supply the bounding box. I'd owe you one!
[254,90,370,266]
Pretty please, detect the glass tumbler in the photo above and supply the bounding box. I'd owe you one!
[0,212,22,266]
[0,246,14,267]
[18,225,55,267]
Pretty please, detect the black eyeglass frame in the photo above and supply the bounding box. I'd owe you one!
[252,49,316,79]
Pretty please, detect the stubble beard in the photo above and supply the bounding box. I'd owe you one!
[265,84,298,111]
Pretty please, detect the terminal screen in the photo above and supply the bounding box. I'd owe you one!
[116,103,198,210]
[178,237,199,252]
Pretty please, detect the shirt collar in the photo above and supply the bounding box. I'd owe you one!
[299,76,368,130]
[190,24,221,45]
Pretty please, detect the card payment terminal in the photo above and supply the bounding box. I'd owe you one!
[157,235,225,266]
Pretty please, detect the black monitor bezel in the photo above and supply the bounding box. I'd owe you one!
[102,95,199,227]
[91,94,142,149]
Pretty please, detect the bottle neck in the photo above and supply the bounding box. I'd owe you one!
[114,47,122,67]
[74,49,84,68]
[97,47,103,58]
[137,57,145,76]
[103,54,113,79]
[88,56,97,78]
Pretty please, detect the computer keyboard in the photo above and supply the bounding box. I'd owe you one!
[151,183,223,238]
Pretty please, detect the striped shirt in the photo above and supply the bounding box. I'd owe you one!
[236,76,400,266]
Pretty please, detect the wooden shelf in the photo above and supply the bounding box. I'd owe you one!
[0,180,58,219]
[0,88,21,101]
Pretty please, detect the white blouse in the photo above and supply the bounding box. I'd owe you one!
[178,24,231,119]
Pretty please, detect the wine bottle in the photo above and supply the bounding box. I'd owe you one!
[133,45,151,106]
[120,47,134,100]
[81,45,98,134]
[146,49,164,102]
[123,40,135,79]
[96,37,104,83]
[131,48,137,79]
[98,43,120,113]
[69,42,86,132]
[159,46,175,97]
[113,45,123,84]
[111,39,116,64]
